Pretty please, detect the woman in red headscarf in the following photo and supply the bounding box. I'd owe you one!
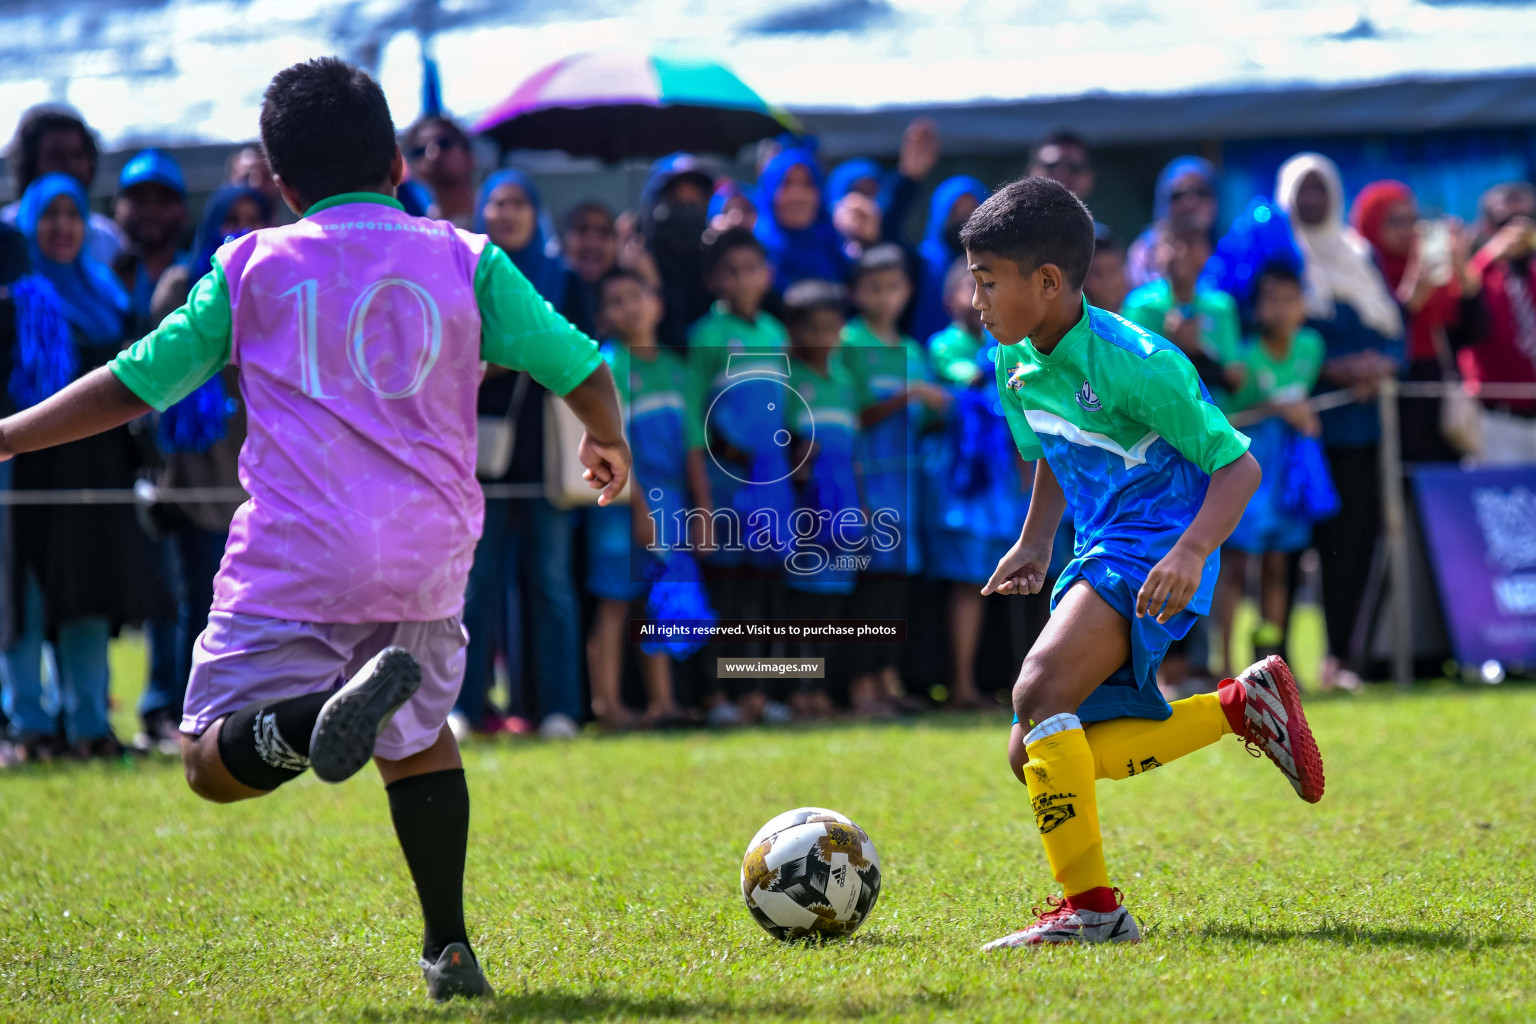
[1350,180,1484,462]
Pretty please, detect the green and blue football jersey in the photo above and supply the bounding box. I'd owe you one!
[994,299,1250,595]
[996,299,1251,724]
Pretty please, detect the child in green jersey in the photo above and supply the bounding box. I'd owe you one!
[585,268,688,729]
[685,228,791,725]
[782,280,860,717]
[1122,226,1243,407]
[1215,264,1328,675]
[925,256,1032,710]
[963,176,1324,950]
[842,245,948,714]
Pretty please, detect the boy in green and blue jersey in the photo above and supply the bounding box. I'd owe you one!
[963,176,1326,950]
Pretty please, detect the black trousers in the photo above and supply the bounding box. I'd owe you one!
[1310,444,1381,668]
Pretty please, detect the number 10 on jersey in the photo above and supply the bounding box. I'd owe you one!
[283,277,444,399]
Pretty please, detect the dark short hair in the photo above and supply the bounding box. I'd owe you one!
[259,58,397,211]
[959,175,1095,290]
[9,106,99,193]
[1256,262,1302,294]
[1031,130,1090,165]
[850,243,908,286]
[563,200,615,234]
[595,266,649,305]
[703,226,765,277]
[782,279,847,328]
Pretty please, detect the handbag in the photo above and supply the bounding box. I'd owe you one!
[474,371,530,480]
[543,387,630,509]
[1432,325,1483,457]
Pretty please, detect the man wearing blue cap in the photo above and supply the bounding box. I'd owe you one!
[113,148,188,329]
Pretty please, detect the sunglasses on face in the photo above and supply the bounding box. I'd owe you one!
[1383,212,1417,229]
[1169,187,1214,203]
[408,136,467,160]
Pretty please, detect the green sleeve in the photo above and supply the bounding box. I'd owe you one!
[474,245,602,396]
[108,261,232,412]
[1207,293,1242,363]
[1124,349,1250,474]
[683,318,721,450]
[995,356,1045,461]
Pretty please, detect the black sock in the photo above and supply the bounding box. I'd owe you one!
[387,768,471,962]
[216,690,331,791]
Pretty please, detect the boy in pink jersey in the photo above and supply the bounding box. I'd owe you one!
[0,59,629,1002]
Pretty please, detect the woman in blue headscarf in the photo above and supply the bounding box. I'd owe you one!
[1125,156,1222,291]
[5,172,159,761]
[911,175,989,342]
[461,167,586,738]
[826,158,884,210]
[476,169,567,307]
[753,148,848,293]
[129,183,273,752]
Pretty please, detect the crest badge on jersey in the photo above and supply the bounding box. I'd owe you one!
[1075,381,1102,412]
[1006,364,1028,391]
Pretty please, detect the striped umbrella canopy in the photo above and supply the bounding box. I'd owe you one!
[474,51,802,162]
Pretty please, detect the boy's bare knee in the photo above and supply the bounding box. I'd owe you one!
[183,759,238,803]
[180,727,262,804]
[1012,654,1056,725]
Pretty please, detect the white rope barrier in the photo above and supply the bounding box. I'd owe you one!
[0,482,551,506]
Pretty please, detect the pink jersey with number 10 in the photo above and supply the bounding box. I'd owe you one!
[213,203,490,624]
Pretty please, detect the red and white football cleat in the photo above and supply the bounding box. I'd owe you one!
[981,890,1141,950]
[1220,655,1326,803]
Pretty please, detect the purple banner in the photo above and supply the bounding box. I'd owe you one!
[1413,465,1536,667]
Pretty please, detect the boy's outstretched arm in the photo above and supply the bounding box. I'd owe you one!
[1136,451,1260,623]
[561,362,632,506]
[0,366,152,460]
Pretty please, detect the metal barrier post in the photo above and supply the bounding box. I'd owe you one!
[1377,379,1414,689]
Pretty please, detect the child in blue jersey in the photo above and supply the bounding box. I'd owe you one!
[842,245,948,714]
[782,280,861,718]
[1215,265,1329,675]
[585,269,686,730]
[963,176,1327,949]
[685,228,793,725]
[925,257,1032,709]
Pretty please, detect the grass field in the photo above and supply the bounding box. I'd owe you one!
[2,671,1534,1023]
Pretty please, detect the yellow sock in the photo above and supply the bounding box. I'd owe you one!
[1084,691,1234,781]
[1022,716,1109,898]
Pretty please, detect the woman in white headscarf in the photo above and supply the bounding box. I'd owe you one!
[1274,152,1404,688]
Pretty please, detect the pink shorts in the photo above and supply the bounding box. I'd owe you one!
[183,612,468,761]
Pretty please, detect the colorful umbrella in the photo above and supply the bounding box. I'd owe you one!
[474,51,802,162]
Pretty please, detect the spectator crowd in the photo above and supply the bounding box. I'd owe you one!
[1,100,1534,765]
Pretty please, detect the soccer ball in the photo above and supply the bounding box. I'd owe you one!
[740,807,882,941]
